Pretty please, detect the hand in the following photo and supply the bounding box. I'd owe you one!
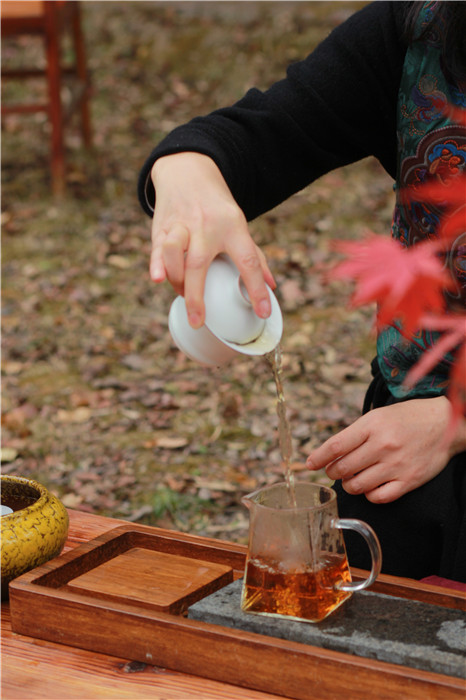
[306,397,465,503]
[150,152,275,328]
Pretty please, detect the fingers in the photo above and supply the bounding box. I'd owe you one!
[148,151,274,327]
[163,224,190,296]
[306,418,388,499]
[306,421,369,473]
[340,460,389,495]
[151,223,209,328]
[237,252,272,319]
[325,437,380,482]
[183,246,211,329]
[306,401,453,504]
[255,245,277,290]
[363,480,407,504]
[150,220,191,295]
[226,239,272,319]
[180,222,274,326]
[149,241,167,284]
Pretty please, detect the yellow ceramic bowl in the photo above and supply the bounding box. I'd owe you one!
[1,475,69,598]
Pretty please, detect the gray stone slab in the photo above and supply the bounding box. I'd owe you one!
[188,578,466,679]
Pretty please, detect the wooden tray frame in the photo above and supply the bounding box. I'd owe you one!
[9,523,466,700]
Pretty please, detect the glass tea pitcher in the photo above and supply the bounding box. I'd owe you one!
[241,481,382,623]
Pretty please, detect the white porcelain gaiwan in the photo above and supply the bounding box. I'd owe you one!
[168,255,283,366]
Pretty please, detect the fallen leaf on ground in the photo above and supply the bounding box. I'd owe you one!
[61,493,84,508]
[107,255,132,269]
[56,407,92,424]
[1,447,19,463]
[155,436,189,449]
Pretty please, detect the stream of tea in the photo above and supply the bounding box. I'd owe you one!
[266,344,297,507]
[243,346,355,622]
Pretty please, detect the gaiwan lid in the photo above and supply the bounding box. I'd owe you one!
[168,255,283,367]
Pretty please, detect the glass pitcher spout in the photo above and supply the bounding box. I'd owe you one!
[241,494,252,510]
[241,486,267,510]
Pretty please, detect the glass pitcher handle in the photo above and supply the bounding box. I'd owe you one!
[332,518,382,592]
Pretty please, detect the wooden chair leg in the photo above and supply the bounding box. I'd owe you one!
[2,1,92,194]
[45,9,66,196]
[70,1,92,148]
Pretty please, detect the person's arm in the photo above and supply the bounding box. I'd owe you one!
[306,397,466,503]
[139,1,408,220]
[139,1,408,324]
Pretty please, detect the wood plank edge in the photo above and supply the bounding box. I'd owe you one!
[9,585,465,700]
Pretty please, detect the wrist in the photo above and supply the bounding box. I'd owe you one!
[151,152,216,184]
[436,396,466,458]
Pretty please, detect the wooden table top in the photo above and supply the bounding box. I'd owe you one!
[3,509,465,700]
[2,509,283,700]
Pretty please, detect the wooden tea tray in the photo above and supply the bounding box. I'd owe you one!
[9,523,466,700]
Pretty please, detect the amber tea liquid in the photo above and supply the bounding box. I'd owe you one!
[242,555,352,622]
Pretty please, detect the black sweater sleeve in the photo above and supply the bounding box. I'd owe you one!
[138,1,408,219]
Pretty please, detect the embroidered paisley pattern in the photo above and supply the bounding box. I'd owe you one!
[377,2,466,398]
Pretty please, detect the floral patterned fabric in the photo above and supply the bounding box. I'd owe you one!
[377,1,466,398]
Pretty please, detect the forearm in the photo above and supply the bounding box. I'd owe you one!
[138,1,407,219]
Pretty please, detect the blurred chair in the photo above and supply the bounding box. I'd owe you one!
[1,1,92,195]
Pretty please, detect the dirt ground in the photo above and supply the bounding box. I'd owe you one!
[2,1,394,543]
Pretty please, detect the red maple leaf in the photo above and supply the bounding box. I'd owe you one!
[442,103,466,127]
[401,175,466,243]
[330,108,465,430]
[405,313,466,435]
[331,234,452,336]
[410,177,466,208]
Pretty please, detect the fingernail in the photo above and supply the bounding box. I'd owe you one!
[258,299,271,318]
[150,262,164,282]
[188,312,202,328]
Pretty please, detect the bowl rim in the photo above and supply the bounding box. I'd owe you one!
[1,475,51,520]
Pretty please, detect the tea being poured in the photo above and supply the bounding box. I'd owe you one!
[242,350,382,623]
[265,344,296,507]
